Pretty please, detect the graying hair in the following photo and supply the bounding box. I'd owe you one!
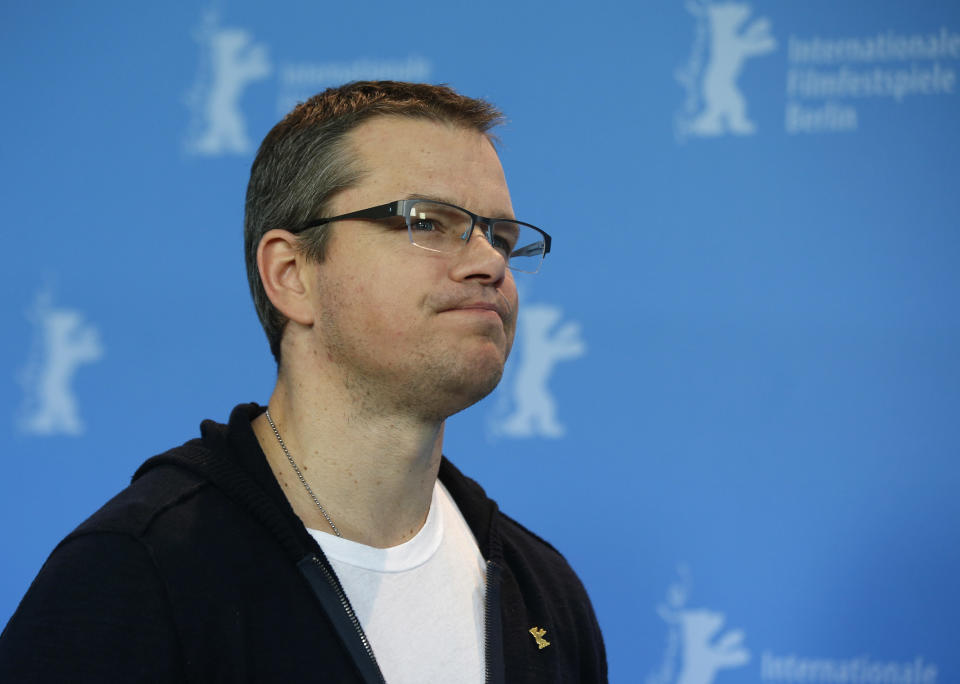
[243,81,504,364]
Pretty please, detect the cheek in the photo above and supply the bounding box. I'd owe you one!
[500,282,519,354]
[350,273,423,339]
[502,277,519,321]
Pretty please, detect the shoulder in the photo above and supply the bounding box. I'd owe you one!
[68,440,212,543]
[496,510,567,563]
[0,462,194,681]
[495,510,594,607]
[440,458,595,607]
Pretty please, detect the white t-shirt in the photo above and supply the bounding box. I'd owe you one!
[308,482,487,684]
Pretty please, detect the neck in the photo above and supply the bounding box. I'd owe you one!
[252,362,446,549]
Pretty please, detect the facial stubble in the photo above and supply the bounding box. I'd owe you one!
[314,276,514,423]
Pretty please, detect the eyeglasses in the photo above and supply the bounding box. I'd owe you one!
[290,198,552,274]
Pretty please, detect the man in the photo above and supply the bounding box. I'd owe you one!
[0,81,606,683]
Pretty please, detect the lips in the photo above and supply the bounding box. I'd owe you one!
[439,297,511,322]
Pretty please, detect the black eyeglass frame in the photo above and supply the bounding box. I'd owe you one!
[289,198,552,268]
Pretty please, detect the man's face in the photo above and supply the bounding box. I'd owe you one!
[303,116,519,420]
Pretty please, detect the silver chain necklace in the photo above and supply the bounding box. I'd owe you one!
[264,407,341,537]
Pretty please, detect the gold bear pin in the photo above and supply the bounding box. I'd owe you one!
[529,626,550,650]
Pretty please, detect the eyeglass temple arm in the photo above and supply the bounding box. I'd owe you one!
[290,202,400,234]
[510,242,548,258]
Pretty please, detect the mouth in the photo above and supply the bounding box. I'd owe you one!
[445,304,502,319]
[440,299,511,323]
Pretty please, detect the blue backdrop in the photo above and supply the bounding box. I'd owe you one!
[3,2,959,682]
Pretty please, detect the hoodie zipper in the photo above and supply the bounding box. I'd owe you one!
[484,560,505,684]
[304,555,386,683]
[305,554,503,684]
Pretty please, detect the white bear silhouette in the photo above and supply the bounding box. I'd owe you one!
[21,304,104,436]
[191,25,270,155]
[658,606,750,684]
[647,566,750,684]
[500,305,585,438]
[688,1,776,136]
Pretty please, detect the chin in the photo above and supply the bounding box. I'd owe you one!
[426,358,506,420]
[467,364,505,403]
[403,339,508,419]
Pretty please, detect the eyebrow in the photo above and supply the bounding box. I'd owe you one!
[402,193,515,220]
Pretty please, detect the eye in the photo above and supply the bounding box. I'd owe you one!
[490,234,512,257]
[491,223,520,256]
[411,217,439,233]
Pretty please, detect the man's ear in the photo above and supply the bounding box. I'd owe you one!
[257,229,315,326]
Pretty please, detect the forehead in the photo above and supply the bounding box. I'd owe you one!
[337,116,514,218]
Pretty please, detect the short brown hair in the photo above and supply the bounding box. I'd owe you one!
[244,81,504,363]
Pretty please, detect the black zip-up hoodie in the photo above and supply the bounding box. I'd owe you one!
[0,404,607,683]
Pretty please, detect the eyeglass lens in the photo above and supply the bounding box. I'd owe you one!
[405,201,546,274]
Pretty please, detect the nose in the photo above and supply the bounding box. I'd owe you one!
[448,225,508,284]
